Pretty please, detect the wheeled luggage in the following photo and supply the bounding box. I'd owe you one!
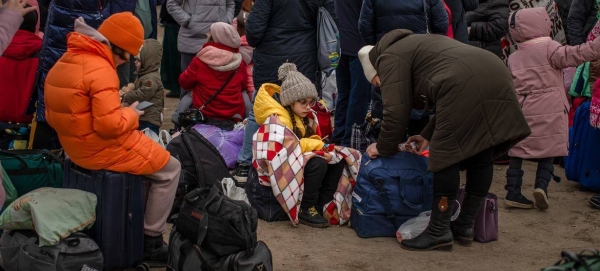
[565,101,600,191]
[63,158,145,270]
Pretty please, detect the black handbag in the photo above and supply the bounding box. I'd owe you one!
[178,70,238,129]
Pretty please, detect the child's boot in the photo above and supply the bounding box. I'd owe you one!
[299,206,329,228]
[504,169,534,209]
[533,161,560,210]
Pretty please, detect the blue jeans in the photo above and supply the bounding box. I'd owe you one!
[237,91,260,165]
[138,121,159,134]
[332,55,372,146]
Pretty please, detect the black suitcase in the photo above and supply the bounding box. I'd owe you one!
[63,158,145,270]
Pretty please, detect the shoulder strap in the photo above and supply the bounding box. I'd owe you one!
[375,178,399,228]
[200,70,238,110]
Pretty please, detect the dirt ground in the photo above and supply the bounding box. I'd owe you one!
[155,24,600,271]
[160,94,600,271]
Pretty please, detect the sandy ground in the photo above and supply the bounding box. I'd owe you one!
[153,23,600,271]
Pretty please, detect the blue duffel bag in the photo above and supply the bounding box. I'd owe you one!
[351,152,433,238]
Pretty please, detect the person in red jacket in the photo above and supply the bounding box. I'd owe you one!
[0,7,40,123]
[178,22,248,131]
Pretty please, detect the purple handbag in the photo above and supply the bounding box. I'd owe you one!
[457,186,499,243]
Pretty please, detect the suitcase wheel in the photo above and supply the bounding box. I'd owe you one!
[135,263,150,271]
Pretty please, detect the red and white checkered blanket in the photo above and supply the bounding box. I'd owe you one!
[252,115,361,226]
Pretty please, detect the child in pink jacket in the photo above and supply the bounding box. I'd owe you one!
[505,7,600,210]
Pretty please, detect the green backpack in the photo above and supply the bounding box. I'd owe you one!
[542,250,600,271]
[1,164,18,207]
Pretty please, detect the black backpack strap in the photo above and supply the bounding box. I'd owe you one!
[375,178,399,229]
[178,239,193,271]
[193,185,224,271]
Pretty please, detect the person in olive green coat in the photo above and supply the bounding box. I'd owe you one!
[122,39,165,134]
[359,29,531,252]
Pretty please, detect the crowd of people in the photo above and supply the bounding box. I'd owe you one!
[0,0,599,263]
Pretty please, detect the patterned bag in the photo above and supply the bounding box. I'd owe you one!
[350,112,381,153]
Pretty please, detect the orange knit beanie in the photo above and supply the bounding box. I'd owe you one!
[98,12,144,56]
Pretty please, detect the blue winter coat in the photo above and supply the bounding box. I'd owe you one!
[32,0,104,122]
[445,0,479,43]
[359,0,448,45]
[246,0,337,90]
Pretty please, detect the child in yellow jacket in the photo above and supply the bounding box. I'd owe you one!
[253,63,344,228]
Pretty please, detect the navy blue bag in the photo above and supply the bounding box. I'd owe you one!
[565,101,600,191]
[351,152,433,238]
[63,158,145,270]
[245,166,288,222]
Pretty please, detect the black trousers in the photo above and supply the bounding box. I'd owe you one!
[433,147,495,199]
[302,157,345,211]
[508,157,554,171]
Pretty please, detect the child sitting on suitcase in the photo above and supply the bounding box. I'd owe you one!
[252,63,361,228]
[505,7,600,210]
[120,39,165,135]
[43,13,180,264]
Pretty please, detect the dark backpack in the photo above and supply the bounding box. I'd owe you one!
[0,230,103,271]
[166,128,234,220]
[176,185,259,269]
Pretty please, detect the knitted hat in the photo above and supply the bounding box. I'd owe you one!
[358,45,377,82]
[278,63,318,107]
[98,12,144,56]
[210,22,241,49]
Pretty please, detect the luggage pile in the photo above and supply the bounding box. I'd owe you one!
[167,185,273,271]
[0,151,106,271]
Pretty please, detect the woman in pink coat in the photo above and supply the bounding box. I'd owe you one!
[505,7,600,210]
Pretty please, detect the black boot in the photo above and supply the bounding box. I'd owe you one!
[533,162,560,210]
[299,206,329,228]
[504,169,534,209]
[400,196,454,251]
[451,193,485,247]
[144,235,168,263]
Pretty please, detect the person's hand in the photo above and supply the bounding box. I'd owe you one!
[2,0,36,16]
[406,135,429,155]
[371,75,381,87]
[126,83,134,90]
[366,143,380,159]
[129,101,145,116]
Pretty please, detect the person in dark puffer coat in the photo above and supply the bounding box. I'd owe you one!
[465,0,509,58]
[30,0,104,150]
[359,0,449,45]
[445,0,479,43]
[246,0,336,89]
[555,0,573,44]
[567,0,598,45]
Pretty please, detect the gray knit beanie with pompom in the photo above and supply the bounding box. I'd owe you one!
[278,63,318,106]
